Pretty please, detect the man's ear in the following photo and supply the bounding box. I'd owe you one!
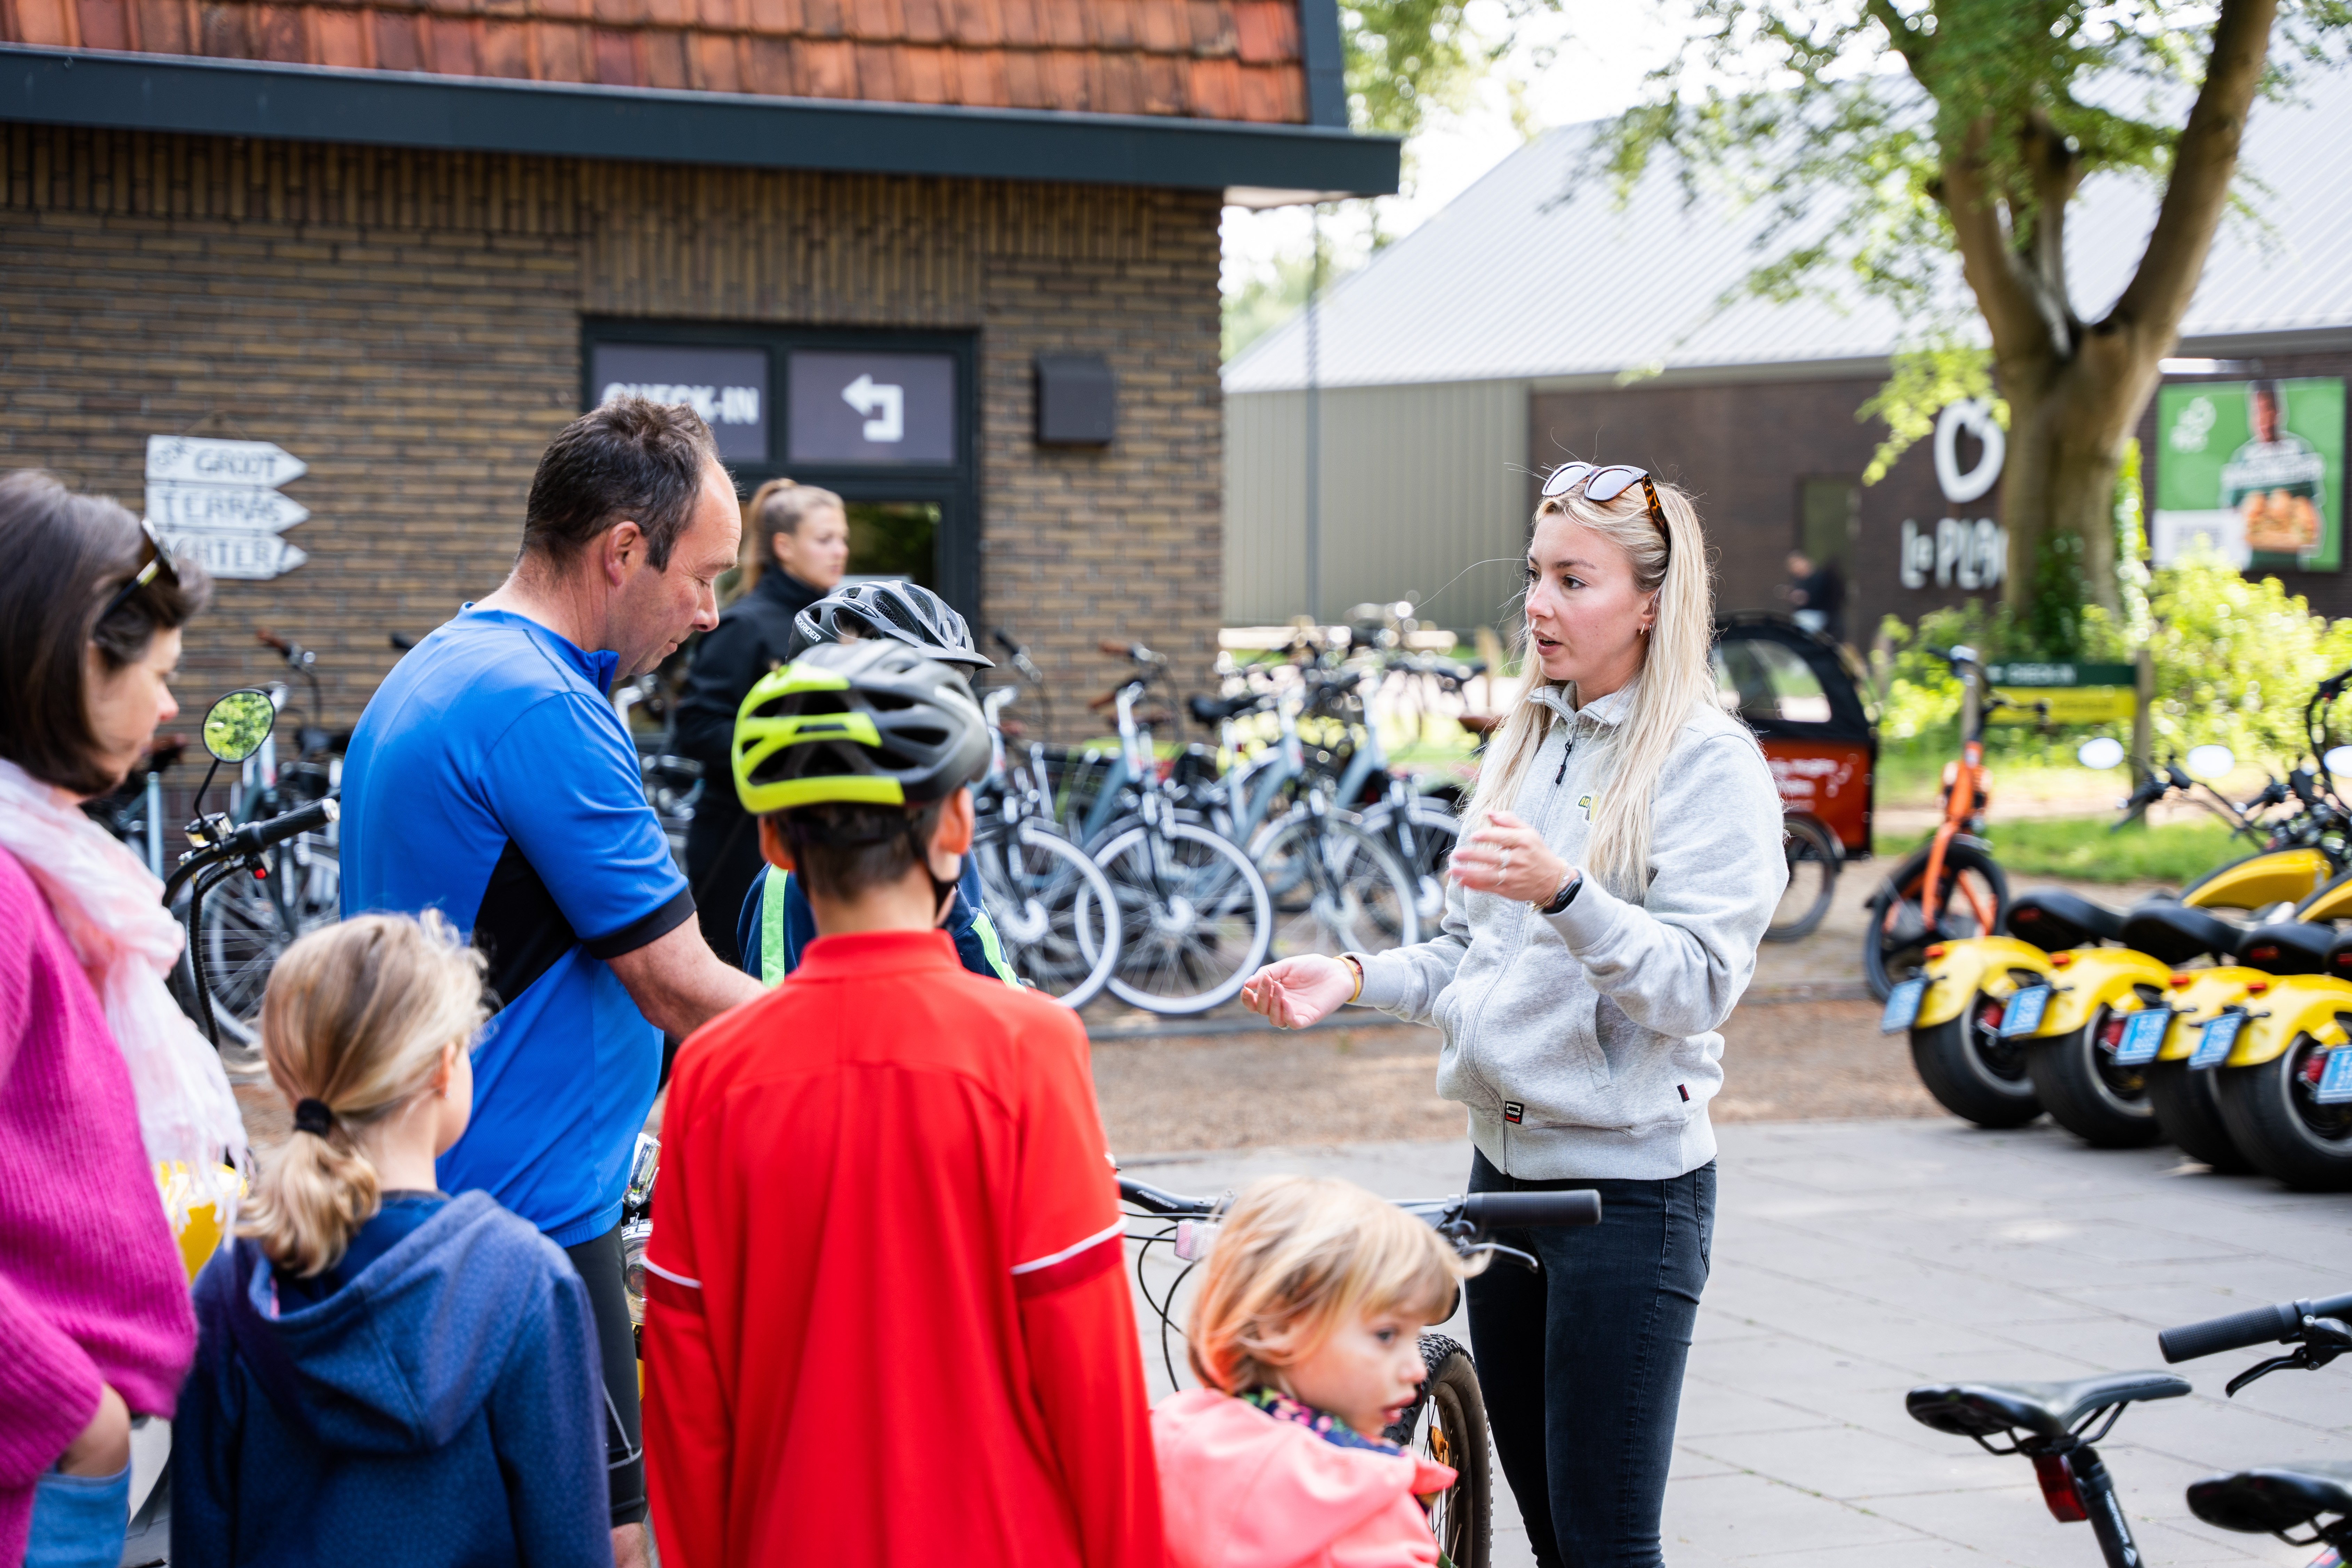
[604,520,643,586]
[932,788,976,861]
[758,814,797,872]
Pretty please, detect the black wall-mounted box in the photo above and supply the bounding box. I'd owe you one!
[1035,354,1116,446]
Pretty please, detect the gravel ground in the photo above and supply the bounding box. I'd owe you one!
[1092,996,1934,1156]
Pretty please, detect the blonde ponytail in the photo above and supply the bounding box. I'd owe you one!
[1464,474,1717,898]
[239,912,487,1277]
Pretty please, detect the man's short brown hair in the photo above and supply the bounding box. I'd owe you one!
[522,397,723,571]
[0,468,212,796]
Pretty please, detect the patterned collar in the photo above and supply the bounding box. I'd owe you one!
[1241,1387,1405,1455]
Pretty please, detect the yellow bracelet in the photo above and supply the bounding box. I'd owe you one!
[1341,954,1364,1003]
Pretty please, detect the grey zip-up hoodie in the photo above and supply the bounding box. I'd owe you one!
[1354,681,1785,1180]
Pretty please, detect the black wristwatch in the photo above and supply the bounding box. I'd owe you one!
[1536,872,1582,916]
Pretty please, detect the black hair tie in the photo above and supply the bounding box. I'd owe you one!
[292,1098,336,1137]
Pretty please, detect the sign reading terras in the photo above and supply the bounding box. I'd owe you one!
[145,436,311,581]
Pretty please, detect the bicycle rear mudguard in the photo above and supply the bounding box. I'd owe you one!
[2182,848,2334,912]
[2023,947,2175,1039]
[2156,968,2274,1060]
[1915,936,2056,1029]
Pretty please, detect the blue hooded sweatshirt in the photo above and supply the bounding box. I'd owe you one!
[171,1191,612,1568]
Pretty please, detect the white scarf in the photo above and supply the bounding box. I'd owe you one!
[0,757,248,1220]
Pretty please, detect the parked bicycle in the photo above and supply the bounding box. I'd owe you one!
[970,679,1123,1008]
[1904,1287,2352,1568]
[1121,1173,1603,1568]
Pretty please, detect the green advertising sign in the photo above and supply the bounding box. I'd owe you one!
[2154,378,2345,572]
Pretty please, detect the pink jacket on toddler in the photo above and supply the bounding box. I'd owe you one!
[1153,1388,1458,1568]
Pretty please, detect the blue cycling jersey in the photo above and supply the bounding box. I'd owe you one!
[342,606,691,1247]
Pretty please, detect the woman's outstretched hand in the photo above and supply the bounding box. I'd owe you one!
[1452,809,1574,904]
[1241,955,1357,1030]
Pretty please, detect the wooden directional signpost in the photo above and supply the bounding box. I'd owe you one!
[145,435,310,580]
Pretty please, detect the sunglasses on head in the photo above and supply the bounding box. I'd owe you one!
[97,517,182,627]
[1541,462,1670,544]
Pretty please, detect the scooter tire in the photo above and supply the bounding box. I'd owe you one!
[2143,1060,2257,1174]
[1911,1007,2040,1129]
[2212,1041,2352,1192]
[2025,1008,2166,1149]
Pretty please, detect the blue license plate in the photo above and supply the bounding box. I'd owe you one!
[1880,976,1927,1035]
[2318,1048,2352,1106]
[2111,1008,2171,1067]
[1998,984,2053,1039]
[2190,1012,2245,1070]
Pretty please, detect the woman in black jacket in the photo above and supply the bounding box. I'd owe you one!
[675,479,849,964]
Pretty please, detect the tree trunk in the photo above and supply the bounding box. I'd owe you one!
[2000,350,2135,619]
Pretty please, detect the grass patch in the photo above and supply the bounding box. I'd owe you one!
[1879,814,2255,886]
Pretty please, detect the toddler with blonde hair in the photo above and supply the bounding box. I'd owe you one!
[172,914,612,1568]
[1155,1175,1480,1568]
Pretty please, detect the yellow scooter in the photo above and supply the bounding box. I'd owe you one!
[1880,742,2341,1137]
[2134,875,2352,1189]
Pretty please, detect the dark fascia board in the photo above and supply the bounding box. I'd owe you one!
[1297,0,1348,130]
[0,43,1400,196]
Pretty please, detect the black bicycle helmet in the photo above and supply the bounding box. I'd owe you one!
[732,639,990,816]
[793,580,993,668]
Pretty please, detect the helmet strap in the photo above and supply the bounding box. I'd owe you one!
[904,817,961,928]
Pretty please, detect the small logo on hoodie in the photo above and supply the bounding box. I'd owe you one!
[1576,793,1595,821]
[1502,1101,1525,1124]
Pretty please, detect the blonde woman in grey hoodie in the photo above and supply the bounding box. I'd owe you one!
[1242,464,1785,1568]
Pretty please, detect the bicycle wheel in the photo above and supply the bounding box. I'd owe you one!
[974,821,1121,1010]
[1766,814,1839,943]
[196,835,339,1053]
[1358,796,1459,930]
[1863,839,2007,1000]
[1383,1334,1491,1568]
[1095,820,1273,1015]
[1251,812,1422,959]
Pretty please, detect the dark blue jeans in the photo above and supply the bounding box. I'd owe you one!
[1466,1150,1715,1568]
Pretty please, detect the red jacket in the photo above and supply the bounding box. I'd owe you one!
[643,929,1164,1568]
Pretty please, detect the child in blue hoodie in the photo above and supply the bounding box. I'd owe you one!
[174,913,612,1568]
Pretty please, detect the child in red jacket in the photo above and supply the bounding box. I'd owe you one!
[1153,1176,1477,1568]
[641,641,1162,1568]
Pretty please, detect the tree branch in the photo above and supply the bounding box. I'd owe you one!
[1939,115,2054,364]
[2105,0,2279,344]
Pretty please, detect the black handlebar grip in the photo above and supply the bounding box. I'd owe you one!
[2157,1292,2352,1362]
[226,796,340,859]
[993,628,1021,656]
[1461,1190,1602,1231]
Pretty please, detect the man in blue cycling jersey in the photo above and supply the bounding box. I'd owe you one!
[731,581,1016,988]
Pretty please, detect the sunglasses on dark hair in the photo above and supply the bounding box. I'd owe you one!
[1541,462,1670,545]
[97,517,182,627]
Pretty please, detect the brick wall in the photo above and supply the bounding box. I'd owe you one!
[0,122,1224,741]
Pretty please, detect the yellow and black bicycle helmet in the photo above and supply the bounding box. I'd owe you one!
[731,639,990,817]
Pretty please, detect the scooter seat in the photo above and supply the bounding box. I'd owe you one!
[2187,1461,2352,1536]
[1188,693,1263,725]
[2118,902,2243,966]
[2237,922,2338,976]
[2006,889,2126,952]
[1905,1372,2189,1440]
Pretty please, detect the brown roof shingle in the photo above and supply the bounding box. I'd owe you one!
[2,0,1313,121]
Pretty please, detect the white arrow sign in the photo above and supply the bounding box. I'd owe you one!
[156,528,309,582]
[145,481,310,534]
[145,435,307,489]
[841,374,905,443]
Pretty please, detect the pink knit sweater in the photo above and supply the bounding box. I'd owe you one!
[0,848,196,1563]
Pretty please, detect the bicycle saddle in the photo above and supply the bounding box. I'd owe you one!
[2187,1461,2352,1536]
[2118,901,2243,967]
[1906,1372,2189,1439]
[2237,921,2338,977]
[1188,693,1262,726]
[2006,890,2126,952]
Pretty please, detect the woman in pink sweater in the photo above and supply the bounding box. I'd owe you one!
[0,471,244,1567]
[1154,1177,1478,1568]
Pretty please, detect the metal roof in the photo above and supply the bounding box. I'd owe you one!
[1224,70,2352,394]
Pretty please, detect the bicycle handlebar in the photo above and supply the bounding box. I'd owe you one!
[1457,1190,1603,1230]
[2158,1292,2352,1363]
[221,795,339,860]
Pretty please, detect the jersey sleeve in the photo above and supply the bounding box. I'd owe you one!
[643,1065,728,1568]
[1007,1005,1123,1299]
[483,692,693,958]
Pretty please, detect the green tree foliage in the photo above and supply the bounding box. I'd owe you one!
[1596,1,2351,620]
